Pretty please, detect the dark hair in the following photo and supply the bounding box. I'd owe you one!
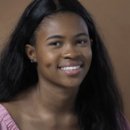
[0,0,128,129]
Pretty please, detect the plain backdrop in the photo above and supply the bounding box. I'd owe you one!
[0,0,130,122]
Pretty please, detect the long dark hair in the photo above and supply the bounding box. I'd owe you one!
[0,0,127,129]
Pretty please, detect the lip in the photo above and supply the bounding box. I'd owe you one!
[58,61,83,76]
[58,61,83,68]
[59,67,82,76]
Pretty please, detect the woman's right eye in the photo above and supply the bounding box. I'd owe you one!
[50,42,61,46]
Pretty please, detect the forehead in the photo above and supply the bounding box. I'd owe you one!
[36,12,89,38]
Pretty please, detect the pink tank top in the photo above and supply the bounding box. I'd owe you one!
[0,103,130,130]
[0,104,19,130]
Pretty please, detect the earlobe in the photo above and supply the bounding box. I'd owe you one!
[25,44,37,62]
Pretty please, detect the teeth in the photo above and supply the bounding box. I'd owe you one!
[61,66,80,70]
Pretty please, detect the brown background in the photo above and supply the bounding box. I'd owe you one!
[0,0,130,122]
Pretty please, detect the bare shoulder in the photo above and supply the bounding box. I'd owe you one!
[1,101,22,119]
[1,86,35,112]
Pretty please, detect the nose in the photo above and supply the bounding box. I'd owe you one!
[61,44,81,59]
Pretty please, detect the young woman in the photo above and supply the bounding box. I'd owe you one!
[0,0,129,130]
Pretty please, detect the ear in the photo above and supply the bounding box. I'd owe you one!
[25,44,37,62]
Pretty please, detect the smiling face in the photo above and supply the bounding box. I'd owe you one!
[26,12,92,88]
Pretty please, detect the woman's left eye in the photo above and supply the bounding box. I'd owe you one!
[76,40,87,44]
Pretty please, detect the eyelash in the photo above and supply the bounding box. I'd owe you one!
[76,40,87,44]
[50,40,88,46]
[50,42,61,46]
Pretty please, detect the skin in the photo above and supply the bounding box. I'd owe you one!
[2,12,92,130]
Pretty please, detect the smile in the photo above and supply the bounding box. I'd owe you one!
[59,65,82,76]
[61,66,80,70]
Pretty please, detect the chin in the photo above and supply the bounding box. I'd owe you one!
[61,80,83,89]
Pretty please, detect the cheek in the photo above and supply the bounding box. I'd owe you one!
[82,47,92,61]
[43,53,56,68]
[82,48,92,75]
[36,48,60,69]
[88,48,92,60]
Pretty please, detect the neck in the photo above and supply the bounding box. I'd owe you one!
[34,80,79,115]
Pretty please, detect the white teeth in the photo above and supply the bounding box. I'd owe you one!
[61,66,80,70]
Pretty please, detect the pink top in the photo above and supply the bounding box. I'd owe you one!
[0,103,130,130]
[0,104,19,130]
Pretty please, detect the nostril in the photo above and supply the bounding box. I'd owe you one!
[62,51,81,59]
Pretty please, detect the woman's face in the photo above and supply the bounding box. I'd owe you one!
[26,12,92,88]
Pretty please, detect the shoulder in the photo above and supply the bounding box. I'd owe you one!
[0,104,8,122]
[0,103,20,130]
[122,116,130,130]
[0,104,10,129]
[117,112,130,130]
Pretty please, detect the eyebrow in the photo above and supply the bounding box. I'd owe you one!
[45,32,89,41]
[46,35,64,41]
[74,33,89,38]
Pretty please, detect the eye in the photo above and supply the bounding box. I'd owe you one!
[76,40,87,44]
[50,42,61,46]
